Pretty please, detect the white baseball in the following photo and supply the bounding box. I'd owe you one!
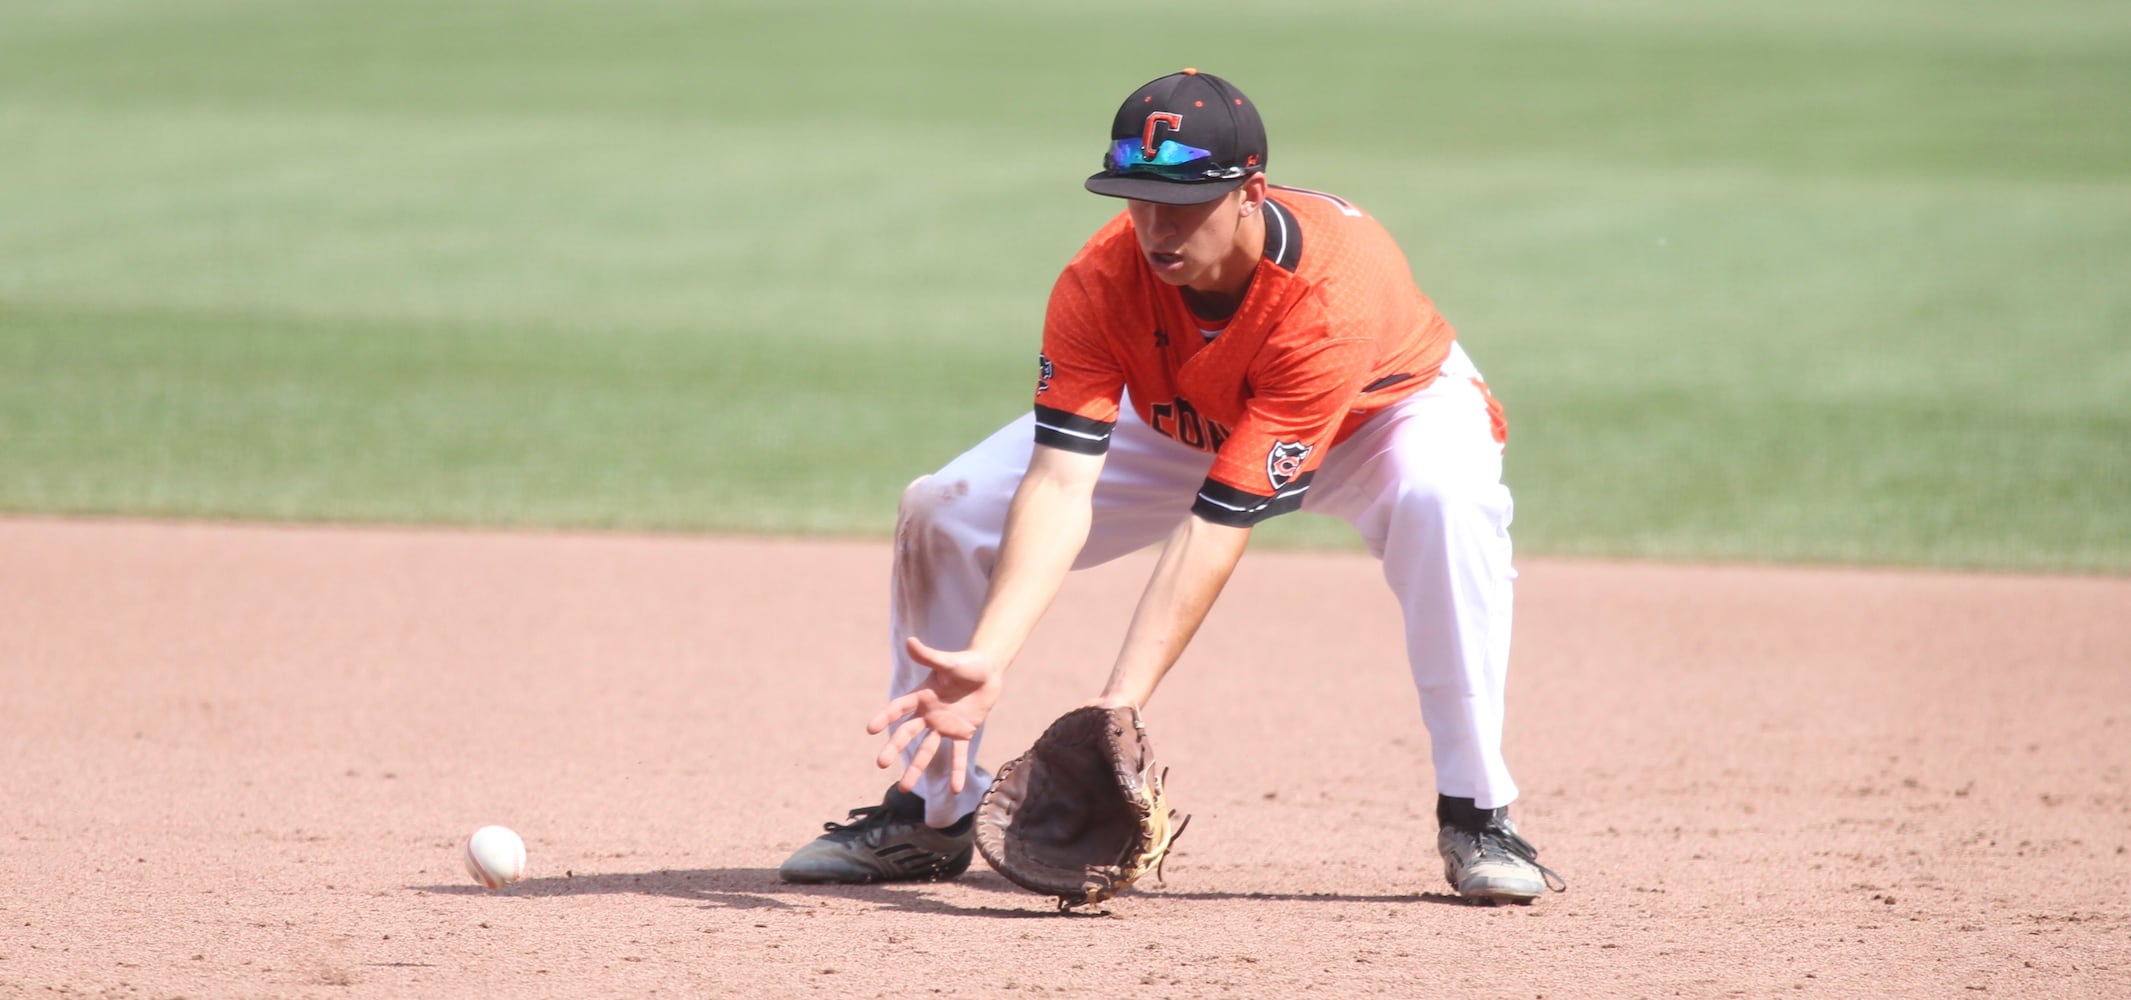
[463,825,527,889]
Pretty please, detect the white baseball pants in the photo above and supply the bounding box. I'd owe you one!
[892,341,1520,827]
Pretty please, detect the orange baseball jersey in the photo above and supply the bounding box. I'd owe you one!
[1034,185,1462,527]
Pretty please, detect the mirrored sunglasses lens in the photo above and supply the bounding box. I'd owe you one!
[1107,139,1218,176]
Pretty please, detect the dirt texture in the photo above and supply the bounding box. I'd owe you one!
[3,517,2127,999]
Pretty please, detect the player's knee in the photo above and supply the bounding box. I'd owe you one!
[897,475,979,533]
[898,475,933,511]
[897,476,937,531]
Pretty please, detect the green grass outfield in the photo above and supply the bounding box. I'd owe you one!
[3,0,2127,572]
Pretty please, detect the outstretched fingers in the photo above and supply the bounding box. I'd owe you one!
[948,737,970,794]
[868,639,998,796]
[898,730,943,792]
[876,715,929,769]
[867,692,925,736]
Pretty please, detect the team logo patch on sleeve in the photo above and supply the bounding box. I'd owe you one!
[1266,440,1312,490]
[1036,353,1055,394]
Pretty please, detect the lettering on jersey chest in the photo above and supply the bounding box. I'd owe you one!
[1148,395,1231,453]
[1141,321,1250,454]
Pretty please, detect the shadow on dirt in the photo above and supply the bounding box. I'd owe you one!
[410,867,1481,915]
[1153,889,1477,907]
[411,866,1064,916]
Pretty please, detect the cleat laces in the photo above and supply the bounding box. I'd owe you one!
[1474,818,1568,893]
[822,804,896,846]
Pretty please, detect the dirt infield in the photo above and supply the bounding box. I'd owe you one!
[3,518,2126,999]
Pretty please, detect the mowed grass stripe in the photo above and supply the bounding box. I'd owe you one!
[1,104,1085,342]
[6,2,2125,181]
[0,301,1027,533]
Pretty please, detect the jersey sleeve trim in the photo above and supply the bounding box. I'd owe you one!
[1033,404,1115,455]
[1190,471,1314,527]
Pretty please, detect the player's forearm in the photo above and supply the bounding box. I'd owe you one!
[1100,514,1252,708]
[966,471,1094,666]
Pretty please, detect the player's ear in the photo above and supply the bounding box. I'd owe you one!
[1237,174,1269,217]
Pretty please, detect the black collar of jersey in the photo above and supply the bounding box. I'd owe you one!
[1260,198,1302,272]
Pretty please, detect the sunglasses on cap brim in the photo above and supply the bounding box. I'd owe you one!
[1104,139,1249,182]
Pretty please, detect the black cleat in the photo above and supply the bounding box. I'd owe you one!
[779,786,975,884]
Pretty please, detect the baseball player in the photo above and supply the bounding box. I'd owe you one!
[780,69,1564,903]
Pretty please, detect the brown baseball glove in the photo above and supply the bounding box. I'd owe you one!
[973,705,1187,910]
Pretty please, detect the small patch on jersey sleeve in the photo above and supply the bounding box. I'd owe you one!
[1265,440,1313,491]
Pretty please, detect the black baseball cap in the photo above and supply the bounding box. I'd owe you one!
[1085,68,1267,206]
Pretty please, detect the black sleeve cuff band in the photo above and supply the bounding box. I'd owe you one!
[1032,404,1115,455]
[1190,472,1313,527]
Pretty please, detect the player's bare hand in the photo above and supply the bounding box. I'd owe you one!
[868,636,1006,794]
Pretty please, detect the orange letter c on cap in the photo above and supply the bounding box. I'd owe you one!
[1141,113,1183,157]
